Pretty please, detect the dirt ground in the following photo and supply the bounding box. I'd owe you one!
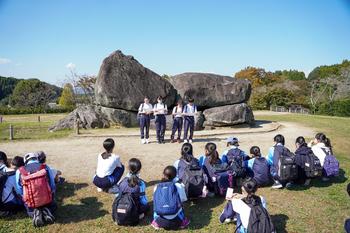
[0,121,314,184]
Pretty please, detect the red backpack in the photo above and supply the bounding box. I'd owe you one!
[19,164,52,208]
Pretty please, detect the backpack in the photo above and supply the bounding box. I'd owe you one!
[276,147,298,182]
[210,163,233,196]
[0,170,16,209]
[179,159,205,198]
[243,196,275,233]
[252,158,271,186]
[137,103,144,122]
[303,152,323,178]
[226,149,247,178]
[322,148,339,177]
[19,164,52,208]
[153,182,181,216]
[112,178,144,226]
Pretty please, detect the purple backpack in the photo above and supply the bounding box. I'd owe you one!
[322,148,339,177]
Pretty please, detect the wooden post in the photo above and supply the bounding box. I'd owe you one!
[76,120,80,135]
[0,116,2,123]
[38,116,41,122]
[9,124,14,140]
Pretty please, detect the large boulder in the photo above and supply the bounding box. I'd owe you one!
[203,103,254,127]
[149,112,205,131]
[49,105,110,131]
[170,73,251,108]
[95,50,177,111]
[100,106,138,127]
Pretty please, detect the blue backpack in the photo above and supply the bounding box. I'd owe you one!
[322,149,339,177]
[153,182,181,216]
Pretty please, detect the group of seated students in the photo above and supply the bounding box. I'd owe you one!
[92,131,339,232]
[0,151,63,227]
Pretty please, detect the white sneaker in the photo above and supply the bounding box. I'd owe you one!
[184,139,188,143]
[97,188,103,192]
[145,139,149,144]
[141,139,146,144]
[271,181,283,189]
[189,139,193,144]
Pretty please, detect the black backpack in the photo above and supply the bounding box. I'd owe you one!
[304,152,323,178]
[112,191,143,226]
[243,196,275,233]
[0,170,16,210]
[180,159,205,198]
[226,149,247,178]
[277,148,298,182]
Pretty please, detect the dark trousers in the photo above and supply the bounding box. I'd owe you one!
[155,115,166,141]
[155,215,182,230]
[183,116,194,140]
[171,117,183,140]
[25,197,57,218]
[139,115,150,139]
[93,165,125,190]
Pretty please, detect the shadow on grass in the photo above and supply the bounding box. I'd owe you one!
[271,213,289,233]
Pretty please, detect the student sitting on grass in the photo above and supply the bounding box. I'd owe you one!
[15,153,57,227]
[93,138,125,193]
[113,158,148,226]
[222,178,275,233]
[36,151,64,184]
[151,166,190,230]
[245,146,271,187]
[11,156,25,170]
[0,151,10,172]
[221,137,250,164]
[0,153,24,217]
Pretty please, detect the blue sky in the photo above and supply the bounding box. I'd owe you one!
[0,0,350,85]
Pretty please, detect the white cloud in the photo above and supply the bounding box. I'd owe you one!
[0,57,11,64]
[66,62,76,70]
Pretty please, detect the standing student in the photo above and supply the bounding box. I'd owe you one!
[153,96,168,144]
[183,98,197,143]
[245,146,271,187]
[93,138,125,193]
[151,166,190,230]
[138,96,153,144]
[171,100,184,143]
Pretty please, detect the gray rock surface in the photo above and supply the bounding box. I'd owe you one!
[100,106,138,127]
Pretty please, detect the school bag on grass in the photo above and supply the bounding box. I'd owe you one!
[112,178,144,226]
[322,149,339,177]
[153,182,182,216]
[19,164,52,208]
[242,196,275,233]
[178,159,205,198]
[276,147,298,182]
[0,170,16,210]
[303,152,323,178]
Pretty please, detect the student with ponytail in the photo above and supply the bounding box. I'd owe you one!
[174,143,194,178]
[295,136,314,186]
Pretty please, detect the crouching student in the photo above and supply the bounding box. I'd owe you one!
[112,158,148,226]
[0,153,24,217]
[93,138,125,193]
[37,151,64,184]
[221,178,275,233]
[15,153,57,227]
[245,146,271,187]
[151,166,190,230]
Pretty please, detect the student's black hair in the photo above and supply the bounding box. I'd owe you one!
[188,98,194,103]
[274,134,285,145]
[347,183,350,197]
[162,166,177,182]
[205,142,220,165]
[0,151,9,167]
[102,138,115,159]
[250,146,261,157]
[242,178,260,204]
[181,143,193,162]
[144,96,149,99]
[11,156,25,168]
[157,95,163,100]
[315,133,333,153]
[128,158,142,188]
[295,136,307,147]
[37,151,46,163]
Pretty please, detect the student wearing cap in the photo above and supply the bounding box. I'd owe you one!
[15,153,57,227]
[138,96,153,144]
[153,96,168,144]
[221,137,250,164]
[170,100,184,143]
[183,98,197,144]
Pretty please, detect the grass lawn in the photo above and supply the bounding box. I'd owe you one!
[0,113,349,233]
[0,113,71,141]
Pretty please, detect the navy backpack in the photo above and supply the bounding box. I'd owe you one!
[153,182,181,216]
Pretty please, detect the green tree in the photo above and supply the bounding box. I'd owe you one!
[59,83,76,108]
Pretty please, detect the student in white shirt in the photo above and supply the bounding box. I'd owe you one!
[138,96,153,144]
[153,96,168,144]
[171,100,184,143]
[93,138,124,193]
[183,98,197,143]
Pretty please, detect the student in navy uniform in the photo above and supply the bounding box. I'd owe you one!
[183,98,197,143]
[245,146,271,187]
[153,96,168,144]
[294,136,314,186]
[138,96,153,144]
[171,100,184,143]
[221,137,250,164]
